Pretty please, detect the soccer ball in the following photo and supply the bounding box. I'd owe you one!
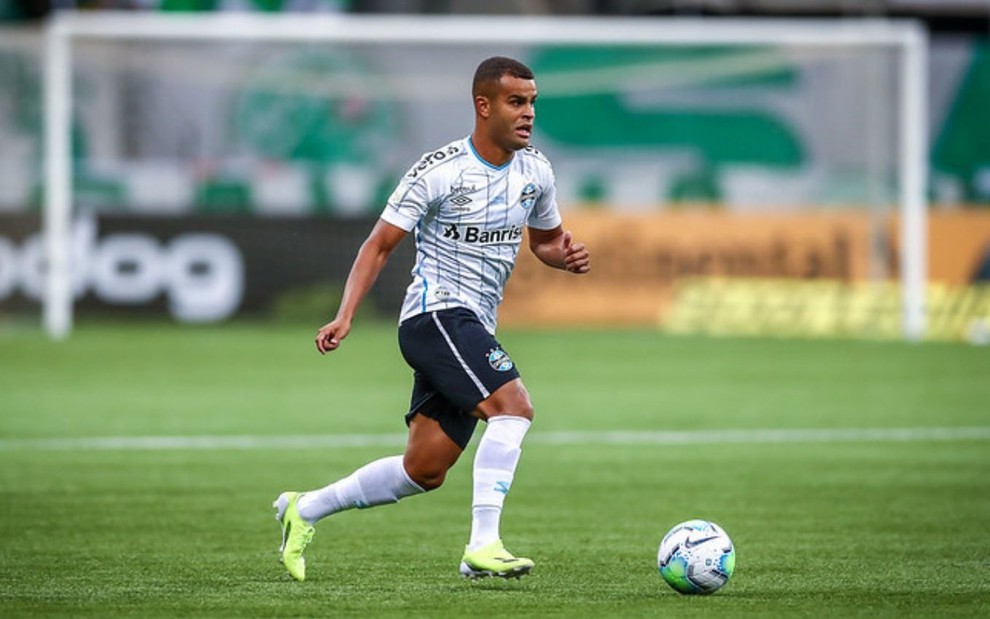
[657,519,735,595]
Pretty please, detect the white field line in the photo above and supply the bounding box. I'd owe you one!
[1,427,989,452]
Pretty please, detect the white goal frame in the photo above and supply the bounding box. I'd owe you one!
[43,12,929,340]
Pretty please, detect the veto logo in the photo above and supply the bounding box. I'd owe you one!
[0,216,244,322]
[406,145,462,179]
[442,224,523,245]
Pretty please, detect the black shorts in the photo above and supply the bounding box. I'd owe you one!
[397,307,521,449]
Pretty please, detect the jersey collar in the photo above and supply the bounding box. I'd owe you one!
[468,137,513,171]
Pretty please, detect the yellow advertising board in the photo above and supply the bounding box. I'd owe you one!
[499,210,990,341]
[664,279,990,342]
[925,211,990,285]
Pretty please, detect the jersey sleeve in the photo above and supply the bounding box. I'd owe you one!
[527,164,563,231]
[381,172,431,232]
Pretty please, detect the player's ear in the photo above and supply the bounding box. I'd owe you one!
[474,94,491,119]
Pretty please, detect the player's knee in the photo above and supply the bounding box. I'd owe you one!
[507,382,535,420]
[503,391,534,420]
[406,464,447,491]
[513,402,535,421]
[481,380,535,421]
[488,403,534,422]
[402,452,451,491]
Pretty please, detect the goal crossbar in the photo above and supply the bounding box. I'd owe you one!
[49,13,926,46]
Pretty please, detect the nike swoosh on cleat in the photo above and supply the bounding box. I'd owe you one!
[281,520,291,553]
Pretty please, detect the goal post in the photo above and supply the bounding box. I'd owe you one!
[42,12,929,339]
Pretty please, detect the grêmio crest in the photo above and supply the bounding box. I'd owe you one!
[487,348,514,372]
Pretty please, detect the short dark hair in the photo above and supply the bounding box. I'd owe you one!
[472,56,534,97]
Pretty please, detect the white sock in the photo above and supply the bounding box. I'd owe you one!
[468,415,531,550]
[296,455,425,523]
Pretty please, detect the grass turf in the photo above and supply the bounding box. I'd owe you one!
[1,321,988,617]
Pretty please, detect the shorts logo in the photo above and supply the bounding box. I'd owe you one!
[488,348,514,372]
[520,183,537,209]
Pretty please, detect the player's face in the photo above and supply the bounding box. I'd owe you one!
[489,75,537,152]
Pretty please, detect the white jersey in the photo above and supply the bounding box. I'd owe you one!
[381,136,562,334]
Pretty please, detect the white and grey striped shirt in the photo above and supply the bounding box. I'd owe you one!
[381,136,562,334]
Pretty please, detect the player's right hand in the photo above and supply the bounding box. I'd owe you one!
[562,230,590,274]
[315,318,351,355]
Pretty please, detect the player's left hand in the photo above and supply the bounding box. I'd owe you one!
[562,231,590,274]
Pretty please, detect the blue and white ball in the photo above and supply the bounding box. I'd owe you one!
[657,519,735,595]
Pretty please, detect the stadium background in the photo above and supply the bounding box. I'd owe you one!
[1,0,989,340]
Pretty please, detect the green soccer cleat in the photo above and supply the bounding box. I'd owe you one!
[273,491,315,581]
[459,540,534,579]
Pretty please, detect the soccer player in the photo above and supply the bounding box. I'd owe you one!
[274,56,590,581]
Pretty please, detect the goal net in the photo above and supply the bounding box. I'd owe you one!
[24,13,928,338]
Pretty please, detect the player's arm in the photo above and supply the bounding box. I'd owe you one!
[527,225,590,274]
[315,219,408,354]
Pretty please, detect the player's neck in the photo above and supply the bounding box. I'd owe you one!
[469,133,514,168]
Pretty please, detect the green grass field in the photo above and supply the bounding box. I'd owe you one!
[1,321,989,617]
